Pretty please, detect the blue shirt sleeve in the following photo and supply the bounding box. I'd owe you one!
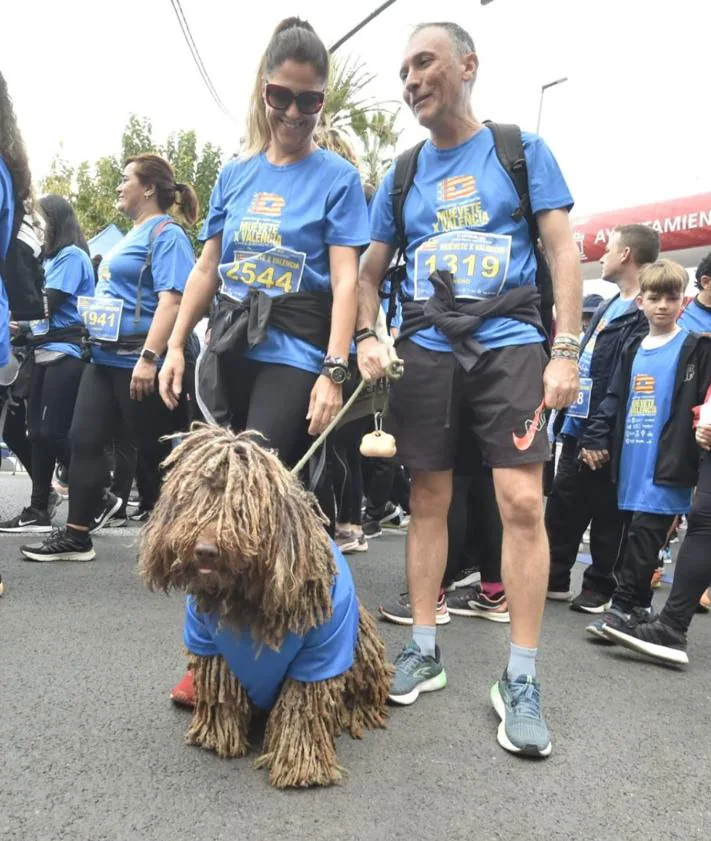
[0,161,14,262]
[521,132,574,215]
[199,163,231,241]
[151,226,195,294]
[324,167,370,248]
[183,597,220,657]
[45,246,92,295]
[368,164,398,246]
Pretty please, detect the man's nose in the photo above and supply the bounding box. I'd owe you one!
[195,542,219,565]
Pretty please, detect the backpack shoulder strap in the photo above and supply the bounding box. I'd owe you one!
[134,218,176,324]
[484,121,537,239]
[389,140,426,252]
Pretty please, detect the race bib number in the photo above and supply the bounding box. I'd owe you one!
[566,377,593,419]
[219,247,306,302]
[29,319,50,337]
[413,231,512,300]
[77,296,124,342]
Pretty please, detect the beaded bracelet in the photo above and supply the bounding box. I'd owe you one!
[552,335,580,348]
[551,348,579,361]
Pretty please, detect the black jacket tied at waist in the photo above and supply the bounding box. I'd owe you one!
[12,324,87,350]
[197,288,332,426]
[398,270,547,371]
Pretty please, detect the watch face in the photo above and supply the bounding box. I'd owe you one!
[330,366,347,384]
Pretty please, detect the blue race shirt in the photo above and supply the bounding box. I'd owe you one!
[34,245,95,358]
[678,297,711,333]
[93,216,194,369]
[0,158,14,366]
[183,540,359,710]
[617,329,693,514]
[561,295,635,439]
[200,150,370,375]
[369,127,573,353]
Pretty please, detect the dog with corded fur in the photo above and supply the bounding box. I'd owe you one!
[139,423,391,789]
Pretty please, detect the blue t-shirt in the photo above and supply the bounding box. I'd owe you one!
[200,150,370,375]
[561,295,635,439]
[93,216,194,369]
[618,329,693,514]
[183,540,359,710]
[32,245,95,358]
[678,297,711,333]
[369,127,573,352]
[0,158,14,366]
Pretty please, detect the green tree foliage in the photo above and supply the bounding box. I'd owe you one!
[39,115,223,248]
[350,108,401,193]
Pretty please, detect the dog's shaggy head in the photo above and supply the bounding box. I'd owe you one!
[138,424,336,649]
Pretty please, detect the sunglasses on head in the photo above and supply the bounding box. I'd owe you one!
[265,83,325,115]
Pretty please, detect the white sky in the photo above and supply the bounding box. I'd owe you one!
[2,0,707,216]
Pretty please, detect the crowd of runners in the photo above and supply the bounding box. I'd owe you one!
[1,15,710,760]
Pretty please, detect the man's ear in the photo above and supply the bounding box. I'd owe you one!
[700,274,711,291]
[619,246,632,265]
[463,51,478,84]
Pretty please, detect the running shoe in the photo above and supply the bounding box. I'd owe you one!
[89,492,124,535]
[363,502,408,538]
[379,590,451,625]
[388,641,447,705]
[52,464,69,499]
[335,527,368,554]
[570,589,612,614]
[587,605,654,641]
[171,670,196,708]
[0,506,52,534]
[21,528,95,562]
[446,585,510,623]
[444,566,481,591]
[547,588,573,602]
[128,507,151,524]
[490,669,552,757]
[658,547,673,565]
[104,507,128,529]
[602,617,689,665]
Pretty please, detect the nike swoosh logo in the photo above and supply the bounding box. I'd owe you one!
[17,519,37,527]
[512,400,546,452]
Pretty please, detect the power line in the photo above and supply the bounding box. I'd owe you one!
[329,0,400,53]
[168,0,235,121]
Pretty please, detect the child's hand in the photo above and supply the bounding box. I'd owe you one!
[695,424,711,451]
[580,448,609,470]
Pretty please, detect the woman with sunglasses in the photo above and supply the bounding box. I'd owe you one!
[160,16,369,462]
[160,16,370,709]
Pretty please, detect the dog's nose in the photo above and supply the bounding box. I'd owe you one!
[195,542,219,566]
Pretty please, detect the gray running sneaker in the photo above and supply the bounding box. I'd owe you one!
[388,641,447,705]
[490,670,552,757]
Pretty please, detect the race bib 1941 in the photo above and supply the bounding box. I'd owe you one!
[219,247,306,302]
[77,296,124,342]
[413,230,512,301]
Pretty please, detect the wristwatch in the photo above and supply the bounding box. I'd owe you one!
[354,327,377,344]
[321,355,350,385]
[140,347,160,364]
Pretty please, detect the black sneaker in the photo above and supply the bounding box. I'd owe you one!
[603,617,689,665]
[103,506,128,529]
[362,517,383,539]
[444,566,481,592]
[378,591,451,625]
[128,507,151,524]
[570,589,612,614]
[0,506,52,534]
[89,492,124,535]
[446,585,510,623]
[380,502,409,529]
[587,605,654,642]
[21,528,95,562]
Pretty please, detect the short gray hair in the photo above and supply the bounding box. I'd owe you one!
[412,22,476,57]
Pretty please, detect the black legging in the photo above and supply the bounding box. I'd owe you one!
[223,355,335,530]
[27,355,86,511]
[331,416,368,526]
[68,364,171,527]
[660,453,711,633]
[2,397,32,475]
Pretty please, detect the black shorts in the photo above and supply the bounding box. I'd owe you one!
[386,339,550,472]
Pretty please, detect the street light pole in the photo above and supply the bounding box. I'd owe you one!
[536,76,568,133]
[329,0,401,53]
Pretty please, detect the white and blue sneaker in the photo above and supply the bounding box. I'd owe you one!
[388,641,447,705]
[490,670,552,757]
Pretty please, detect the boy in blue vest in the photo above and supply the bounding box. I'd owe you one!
[578,259,711,640]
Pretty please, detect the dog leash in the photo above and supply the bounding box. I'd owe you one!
[290,358,404,476]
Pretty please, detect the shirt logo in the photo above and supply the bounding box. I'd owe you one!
[248,192,286,217]
[633,374,655,394]
[437,175,476,203]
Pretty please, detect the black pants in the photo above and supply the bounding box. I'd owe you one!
[27,355,86,511]
[2,397,32,475]
[661,455,711,633]
[445,469,503,587]
[331,416,368,526]
[612,511,676,612]
[546,437,625,597]
[68,364,170,527]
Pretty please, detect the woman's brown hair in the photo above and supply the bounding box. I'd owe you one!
[125,153,199,225]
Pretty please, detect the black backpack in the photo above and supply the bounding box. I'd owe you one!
[0,198,47,322]
[388,121,554,338]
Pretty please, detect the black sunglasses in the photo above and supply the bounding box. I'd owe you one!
[265,83,325,115]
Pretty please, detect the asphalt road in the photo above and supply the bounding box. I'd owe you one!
[1,472,710,841]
